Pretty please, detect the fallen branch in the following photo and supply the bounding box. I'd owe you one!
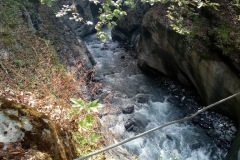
[74,91,240,160]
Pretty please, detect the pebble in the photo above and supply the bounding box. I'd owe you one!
[231,126,237,132]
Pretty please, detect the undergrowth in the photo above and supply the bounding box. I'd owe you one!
[0,0,104,159]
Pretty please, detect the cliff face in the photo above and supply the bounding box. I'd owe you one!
[137,3,240,120]
[112,1,240,159]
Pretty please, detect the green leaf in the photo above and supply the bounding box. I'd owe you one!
[79,115,94,129]
[92,99,99,106]
[40,0,53,7]
[70,98,85,107]
[88,133,101,142]
[69,108,81,116]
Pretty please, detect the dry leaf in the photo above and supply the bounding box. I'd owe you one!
[0,142,4,148]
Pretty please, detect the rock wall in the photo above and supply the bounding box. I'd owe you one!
[58,0,100,38]
[112,2,240,159]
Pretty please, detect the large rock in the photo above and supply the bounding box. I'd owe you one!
[111,2,150,43]
[0,98,77,160]
[58,0,100,37]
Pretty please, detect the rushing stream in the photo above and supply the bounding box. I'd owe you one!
[83,31,236,160]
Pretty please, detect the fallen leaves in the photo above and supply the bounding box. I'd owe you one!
[0,142,25,160]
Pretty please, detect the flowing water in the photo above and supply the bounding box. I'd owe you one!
[83,31,235,160]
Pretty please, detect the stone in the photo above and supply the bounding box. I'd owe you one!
[207,129,222,138]
[0,48,12,60]
[180,96,186,103]
[121,55,126,59]
[225,135,232,142]
[134,94,149,104]
[0,98,77,160]
[192,116,200,124]
[124,119,135,131]
[230,126,237,133]
[170,84,175,89]
[219,124,224,128]
[132,126,139,132]
[122,105,135,114]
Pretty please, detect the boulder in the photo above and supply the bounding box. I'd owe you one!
[0,98,77,160]
[58,0,100,37]
[122,105,135,114]
[111,2,150,43]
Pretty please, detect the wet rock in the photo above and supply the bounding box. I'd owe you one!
[207,129,222,138]
[166,134,173,141]
[124,118,143,132]
[167,96,179,104]
[191,143,201,150]
[230,126,237,133]
[134,94,149,104]
[95,89,103,95]
[219,124,224,128]
[124,119,135,131]
[92,77,102,82]
[122,105,135,114]
[225,135,232,142]
[170,84,176,89]
[137,96,148,103]
[192,116,200,124]
[121,55,126,59]
[180,96,186,103]
[132,126,139,132]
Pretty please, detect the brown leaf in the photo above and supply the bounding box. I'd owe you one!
[10,151,22,155]
[15,146,24,152]
[0,142,4,148]
[7,143,13,150]
[0,151,4,158]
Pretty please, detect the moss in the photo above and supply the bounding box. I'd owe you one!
[207,23,240,57]
[0,98,77,160]
[0,0,24,26]
[0,30,15,46]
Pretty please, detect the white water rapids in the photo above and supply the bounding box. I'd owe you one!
[83,31,227,160]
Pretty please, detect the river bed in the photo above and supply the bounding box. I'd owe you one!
[83,31,236,160]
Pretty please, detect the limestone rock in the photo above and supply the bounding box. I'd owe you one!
[0,98,77,160]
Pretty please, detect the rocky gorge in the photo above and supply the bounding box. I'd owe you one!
[1,0,240,159]
[111,0,240,159]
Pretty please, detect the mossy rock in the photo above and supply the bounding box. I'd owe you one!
[0,30,15,46]
[0,98,77,160]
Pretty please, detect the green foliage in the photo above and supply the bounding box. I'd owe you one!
[40,0,53,7]
[70,98,103,115]
[166,1,219,35]
[69,98,103,156]
[46,0,223,39]
[208,25,238,55]
[14,59,24,67]
[52,0,221,39]
[0,30,15,46]
[0,0,24,28]
[95,0,133,39]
